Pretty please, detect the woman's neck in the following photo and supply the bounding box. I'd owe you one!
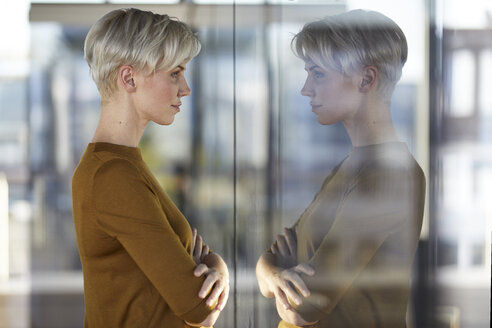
[344,119,399,147]
[343,99,399,147]
[92,98,147,148]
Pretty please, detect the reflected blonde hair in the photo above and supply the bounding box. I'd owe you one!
[84,8,201,99]
[292,9,407,98]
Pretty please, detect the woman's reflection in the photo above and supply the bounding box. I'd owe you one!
[256,9,425,328]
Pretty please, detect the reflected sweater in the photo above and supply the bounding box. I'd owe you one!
[278,142,426,328]
[72,142,214,328]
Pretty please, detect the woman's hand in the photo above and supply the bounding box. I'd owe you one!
[191,229,229,311]
[275,294,318,327]
[186,230,229,327]
[257,226,318,326]
[256,225,314,306]
[270,226,315,309]
[267,263,315,310]
[271,227,298,268]
[256,253,316,326]
[193,262,230,311]
[192,228,210,265]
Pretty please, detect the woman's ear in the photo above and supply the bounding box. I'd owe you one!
[118,65,137,93]
[359,66,378,92]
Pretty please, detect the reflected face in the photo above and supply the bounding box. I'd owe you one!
[134,64,191,125]
[301,61,362,125]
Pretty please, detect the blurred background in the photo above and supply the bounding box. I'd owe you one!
[0,0,490,327]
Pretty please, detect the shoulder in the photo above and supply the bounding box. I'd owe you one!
[358,144,425,185]
[346,146,425,199]
[73,145,143,182]
[91,158,152,197]
[94,158,141,179]
[90,158,160,220]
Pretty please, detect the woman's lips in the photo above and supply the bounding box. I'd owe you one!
[310,103,322,111]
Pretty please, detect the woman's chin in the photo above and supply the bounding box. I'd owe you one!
[154,117,176,126]
[316,116,336,126]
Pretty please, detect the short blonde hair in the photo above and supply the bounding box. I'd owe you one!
[292,9,407,98]
[84,8,201,99]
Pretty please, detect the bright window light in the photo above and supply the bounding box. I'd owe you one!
[268,0,345,4]
[0,0,30,78]
[0,174,8,282]
[450,50,475,117]
[30,0,105,3]
[108,0,179,3]
[443,0,492,29]
[479,50,492,116]
[193,0,264,4]
[194,0,344,3]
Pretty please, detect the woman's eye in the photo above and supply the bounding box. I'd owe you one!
[314,71,324,79]
[171,71,179,78]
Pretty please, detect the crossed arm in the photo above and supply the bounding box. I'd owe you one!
[92,160,230,327]
[186,229,230,328]
[256,227,318,326]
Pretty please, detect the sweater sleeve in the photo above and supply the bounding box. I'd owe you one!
[91,159,214,323]
[293,163,425,322]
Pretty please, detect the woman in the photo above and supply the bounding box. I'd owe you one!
[256,10,425,328]
[72,8,229,327]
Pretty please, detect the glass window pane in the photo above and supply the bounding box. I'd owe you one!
[479,50,492,116]
[449,50,475,117]
[435,2,492,327]
[2,2,488,328]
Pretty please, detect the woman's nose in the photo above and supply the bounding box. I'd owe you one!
[301,79,314,97]
[179,78,191,97]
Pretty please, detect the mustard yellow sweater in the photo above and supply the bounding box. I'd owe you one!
[72,142,214,327]
[277,142,426,328]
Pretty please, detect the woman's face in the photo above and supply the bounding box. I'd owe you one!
[301,60,362,125]
[133,63,191,126]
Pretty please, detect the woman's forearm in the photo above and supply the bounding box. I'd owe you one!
[256,252,280,298]
[186,253,229,328]
[275,297,318,327]
[257,252,317,325]
[201,253,229,279]
[185,308,220,327]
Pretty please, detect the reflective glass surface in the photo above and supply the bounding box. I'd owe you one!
[0,1,490,327]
